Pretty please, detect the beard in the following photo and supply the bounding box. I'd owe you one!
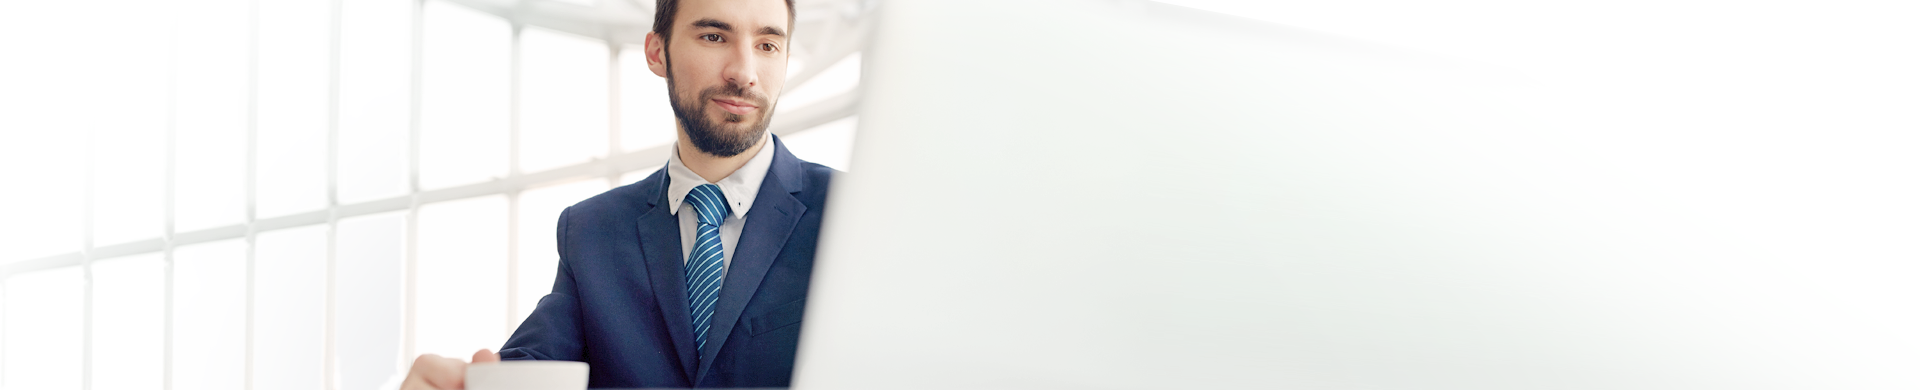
[666,56,777,158]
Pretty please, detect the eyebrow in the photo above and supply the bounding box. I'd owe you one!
[689,18,787,38]
[690,18,733,32]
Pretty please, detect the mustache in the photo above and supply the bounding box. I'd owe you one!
[699,82,770,108]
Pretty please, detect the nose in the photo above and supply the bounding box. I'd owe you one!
[722,43,758,90]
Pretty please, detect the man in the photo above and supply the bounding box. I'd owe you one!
[402,0,830,387]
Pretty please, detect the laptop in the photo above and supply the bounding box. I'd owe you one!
[791,0,1919,389]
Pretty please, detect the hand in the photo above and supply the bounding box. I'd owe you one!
[400,349,502,390]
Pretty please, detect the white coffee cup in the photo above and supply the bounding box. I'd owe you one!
[464,361,590,390]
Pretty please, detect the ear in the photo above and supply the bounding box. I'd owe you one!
[645,31,669,78]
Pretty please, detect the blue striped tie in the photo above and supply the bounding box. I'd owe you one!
[684,184,730,357]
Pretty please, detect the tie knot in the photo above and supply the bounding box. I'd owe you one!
[685,184,731,226]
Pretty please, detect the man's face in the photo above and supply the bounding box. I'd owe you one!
[646,0,791,157]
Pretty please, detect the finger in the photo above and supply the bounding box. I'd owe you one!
[412,354,467,390]
[472,348,501,364]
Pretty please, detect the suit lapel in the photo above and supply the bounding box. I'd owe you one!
[694,138,810,383]
[634,175,701,382]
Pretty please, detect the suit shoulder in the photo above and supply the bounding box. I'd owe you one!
[799,160,837,187]
[789,159,837,207]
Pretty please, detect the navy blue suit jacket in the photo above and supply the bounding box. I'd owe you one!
[499,136,832,388]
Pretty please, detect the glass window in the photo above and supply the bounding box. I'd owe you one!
[254,225,328,390]
[0,0,162,258]
[337,0,416,204]
[0,129,85,261]
[415,195,508,358]
[91,254,167,390]
[419,0,511,190]
[518,27,610,174]
[2,266,84,390]
[335,212,406,390]
[75,0,173,247]
[619,47,676,152]
[776,52,862,114]
[90,111,167,246]
[255,0,334,218]
[172,239,248,390]
[620,164,664,187]
[514,180,609,324]
[172,0,252,232]
[778,116,859,172]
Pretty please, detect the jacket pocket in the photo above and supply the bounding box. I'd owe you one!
[743,298,807,336]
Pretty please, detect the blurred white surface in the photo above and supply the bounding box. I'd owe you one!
[618,49,680,153]
[90,254,166,390]
[795,0,1919,389]
[336,0,417,204]
[780,116,858,172]
[255,0,334,218]
[3,267,84,390]
[255,225,329,390]
[335,212,409,390]
[416,195,511,358]
[173,239,248,390]
[519,27,612,174]
[171,0,252,234]
[777,53,863,115]
[419,0,513,190]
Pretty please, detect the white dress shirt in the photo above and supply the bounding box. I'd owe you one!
[663,138,775,277]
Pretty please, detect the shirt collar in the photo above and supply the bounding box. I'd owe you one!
[665,137,775,220]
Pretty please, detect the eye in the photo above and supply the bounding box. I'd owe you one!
[758,43,778,52]
[700,33,723,43]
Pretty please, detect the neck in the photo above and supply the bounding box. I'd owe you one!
[676,129,769,184]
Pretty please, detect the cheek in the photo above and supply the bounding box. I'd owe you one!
[672,53,720,80]
[762,60,787,92]
[762,71,786,96]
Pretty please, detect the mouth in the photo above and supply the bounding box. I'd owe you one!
[711,98,759,116]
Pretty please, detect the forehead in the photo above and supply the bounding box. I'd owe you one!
[675,0,791,32]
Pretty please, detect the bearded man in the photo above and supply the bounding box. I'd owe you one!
[401,0,832,387]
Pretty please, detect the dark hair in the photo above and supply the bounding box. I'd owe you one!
[652,0,797,40]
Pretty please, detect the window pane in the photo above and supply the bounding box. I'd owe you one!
[618,47,675,152]
[619,164,663,187]
[518,27,609,174]
[514,180,608,324]
[68,0,174,247]
[174,0,252,232]
[173,239,248,390]
[256,0,334,217]
[90,122,166,246]
[92,254,167,390]
[0,121,85,260]
[2,266,84,390]
[778,116,858,172]
[0,0,164,257]
[419,0,510,189]
[337,0,414,204]
[776,52,862,114]
[415,195,508,358]
[335,211,406,390]
[255,225,328,390]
